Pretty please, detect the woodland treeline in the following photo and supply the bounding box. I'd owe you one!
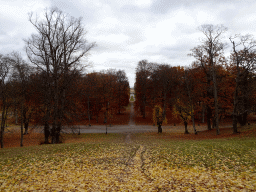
[0,8,129,148]
[135,25,256,134]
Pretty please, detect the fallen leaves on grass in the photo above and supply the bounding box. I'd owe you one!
[0,136,256,191]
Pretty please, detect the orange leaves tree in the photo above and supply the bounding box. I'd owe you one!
[229,35,256,133]
[152,105,167,133]
[134,60,151,118]
[149,64,174,119]
[173,98,192,134]
[135,60,191,128]
[190,24,227,135]
[0,54,13,148]
[172,67,199,134]
[116,70,130,114]
[78,69,130,125]
[135,61,180,125]
[190,62,235,129]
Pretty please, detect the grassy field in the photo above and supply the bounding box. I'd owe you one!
[0,133,256,191]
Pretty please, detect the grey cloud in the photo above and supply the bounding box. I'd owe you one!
[120,5,142,13]
[175,23,197,35]
[2,0,256,87]
[160,46,189,60]
[0,30,6,36]
[0,18,16,34]
[149,0,250,14]
[150,0,179,14]
[50,0,97,24]
[149,0,200,14]
[126,28,145,45]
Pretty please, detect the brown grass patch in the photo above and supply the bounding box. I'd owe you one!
[3,129,44,148]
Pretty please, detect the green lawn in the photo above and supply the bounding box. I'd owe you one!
[0,133,255,191]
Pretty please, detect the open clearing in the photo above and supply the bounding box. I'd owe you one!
[1,132,256,191]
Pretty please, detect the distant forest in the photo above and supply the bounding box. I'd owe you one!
[135,25,256,135]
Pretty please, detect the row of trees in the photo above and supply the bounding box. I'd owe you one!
[135,24,256,134]
[0,54,130,148]
[0,7,130,148]
[78,70,130,126]
[0,52,34,148]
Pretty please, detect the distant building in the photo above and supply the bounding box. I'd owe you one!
[130,88,135,100]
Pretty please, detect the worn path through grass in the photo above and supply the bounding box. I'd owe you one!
[1,133,256,191]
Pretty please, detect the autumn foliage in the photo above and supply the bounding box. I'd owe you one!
[0,63,130,147]
[134,58,256,134]
[134,26,256,135]
[27,69,130,126]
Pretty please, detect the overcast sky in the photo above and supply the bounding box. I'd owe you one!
[1,0,256,87]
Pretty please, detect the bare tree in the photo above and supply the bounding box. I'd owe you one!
[116,70,129,114]
[0,54,13,148]
[11,52,33,146]
[190,46,213,130]
[24,7,95,143]
[149,64,174,132]
[229,34,256,133]
[184,68,198,134]
[155,64,172,120]
[192,24,227,135]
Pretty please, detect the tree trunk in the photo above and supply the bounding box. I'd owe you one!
[55,122,61,144]
[104,102,109,124]
[57,68,67,143]
[44,122,50,144]
[163,92,167,119]
[20,104,24,147]
[232,114,238,134]
[44,100,50,144]
[212,117,216,129]
[231,40,241,134]
[118,91,121,114]
[212,67,220,135]
[44,63,51,144]
[157,121,162,133]
[5,109,8,127]
[23,109,29,135]
[51,123,56,144]
[142,95,146,118]
[192,114,197,134]
[24,122,29,135]
[56,122,61,143]
[15,108,18,125]
[184,121,189,134]
[233,71,239,134]
[206,72,212,130]
[104,113,107,124]
[88,95,91,125]
[0,126,3,148]
[104,110,107,124]
[202,104,205,123]
[239,112,248,126]
[52,68,59,144]
[1,104,6,148]
[207,105,212,130]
